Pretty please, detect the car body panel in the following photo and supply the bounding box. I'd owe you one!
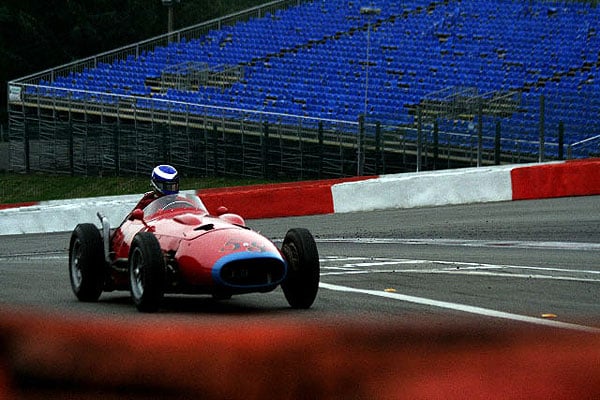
[107,194,287,295]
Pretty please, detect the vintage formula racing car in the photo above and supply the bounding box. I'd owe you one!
[68,193,319,312]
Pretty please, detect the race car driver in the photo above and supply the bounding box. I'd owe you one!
[132,164,180,211]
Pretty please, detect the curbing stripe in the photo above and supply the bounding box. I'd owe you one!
[198,176,375,219]
[0,161,599,235]
[511,159,600,200]
[0,201,39,211]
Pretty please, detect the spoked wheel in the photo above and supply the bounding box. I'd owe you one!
[69,223,105,302]
[129,232,165,313]
[281,228,320,309]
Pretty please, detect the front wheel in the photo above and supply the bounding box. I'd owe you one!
[129,232,165,312]
[69,223,105,302]
[281,228,320,309]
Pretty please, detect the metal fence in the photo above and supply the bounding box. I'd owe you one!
[9,82,599,178]
[8,89,371,178]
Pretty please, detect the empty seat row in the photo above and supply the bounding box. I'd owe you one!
[35,0,600,155]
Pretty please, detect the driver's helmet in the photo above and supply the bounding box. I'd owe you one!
[151,164,179,195]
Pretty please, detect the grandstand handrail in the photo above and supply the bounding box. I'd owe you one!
[8,0,307,86]
[14,83,357,127]
[567,134,600,159]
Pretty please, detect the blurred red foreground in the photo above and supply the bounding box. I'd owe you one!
[1,307,600,399]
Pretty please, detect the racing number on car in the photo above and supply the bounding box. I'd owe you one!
[220,238,267,253]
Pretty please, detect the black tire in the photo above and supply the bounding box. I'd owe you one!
[69,223,105,302]
[281,228,320,309]
[212,292,233,301]
[129,232,165,313]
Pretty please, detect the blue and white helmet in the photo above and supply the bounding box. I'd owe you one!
[151,164,179,195]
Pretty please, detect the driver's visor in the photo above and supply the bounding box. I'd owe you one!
[158,181,179,193]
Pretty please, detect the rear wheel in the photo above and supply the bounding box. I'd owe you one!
[69,223,105,302]
[281,228,320,309]
[129,232,165,312]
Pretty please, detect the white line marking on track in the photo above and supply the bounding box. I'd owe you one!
[319,282,600,333]
[317,238,600,251]
[0,254,66,261]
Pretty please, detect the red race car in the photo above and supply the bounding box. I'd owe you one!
[68,193,319,312]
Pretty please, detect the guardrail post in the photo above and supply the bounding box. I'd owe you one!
[417,107,422,172]
[375,121,382,174]
[357,115,365,176]
[318,121,323,179]
[69,120,74,176]
[432,119,439,170]
[477,100,483,167]
[25,120,30,173]
[539,94,545,163]
[558,121,564,160]
[494,120,501,165]
[212,123,218,175]
[262,121,269,179]
[114,119,120,176]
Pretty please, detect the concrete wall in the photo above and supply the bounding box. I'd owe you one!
[0,160,599,236]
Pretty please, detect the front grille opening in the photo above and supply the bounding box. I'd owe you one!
[220,258,285,286]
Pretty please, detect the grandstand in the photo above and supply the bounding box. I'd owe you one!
[7,0,600,178]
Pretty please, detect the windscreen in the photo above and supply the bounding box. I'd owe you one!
[143,193,207,217]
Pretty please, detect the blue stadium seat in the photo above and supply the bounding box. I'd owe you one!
[37,0,600,154]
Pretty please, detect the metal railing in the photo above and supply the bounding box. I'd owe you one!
[567,134,600,159]
[8,85,372,178]
[8,79,596,178]
[8,0,307,87]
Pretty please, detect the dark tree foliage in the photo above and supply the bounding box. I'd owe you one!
[0,0,269,125]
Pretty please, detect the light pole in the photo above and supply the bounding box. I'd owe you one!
[360,6,380,119]
[357,5,380,176]
[162,0,181,39]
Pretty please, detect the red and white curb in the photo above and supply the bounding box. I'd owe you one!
[0,160,598,235]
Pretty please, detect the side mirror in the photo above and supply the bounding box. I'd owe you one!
[216,206,229,216]
[130,209,145,221]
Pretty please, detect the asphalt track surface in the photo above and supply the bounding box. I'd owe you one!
[1,195,599,332]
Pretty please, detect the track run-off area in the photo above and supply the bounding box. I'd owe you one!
[1,195,600,399]
[1,196,599,327]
